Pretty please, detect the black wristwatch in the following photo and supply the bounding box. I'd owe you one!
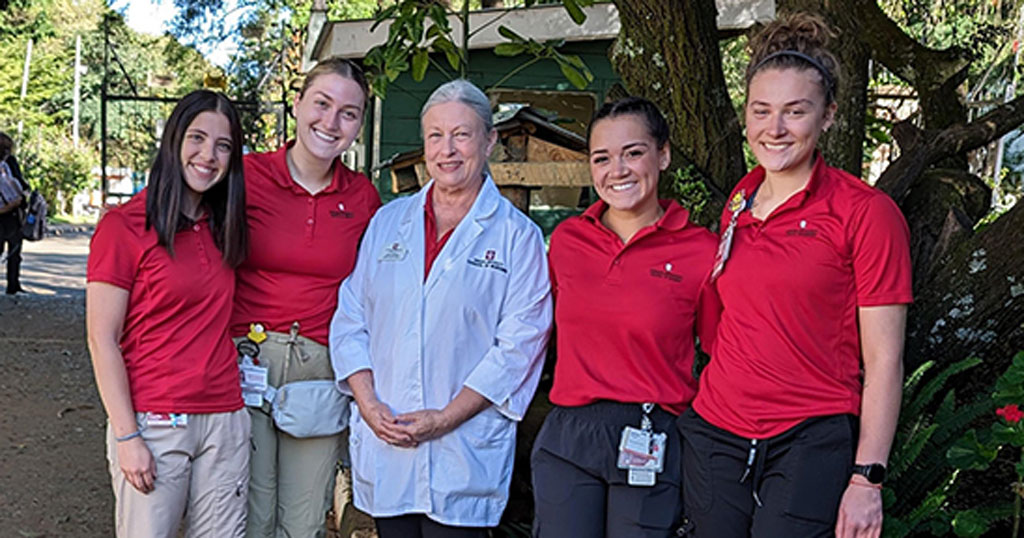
[851,463,887,484]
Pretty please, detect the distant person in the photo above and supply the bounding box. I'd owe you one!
[86,90,250,537]
[230,57,381,538]
[0,131,28,294]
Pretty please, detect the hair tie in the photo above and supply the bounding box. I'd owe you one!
[752,50,835,100]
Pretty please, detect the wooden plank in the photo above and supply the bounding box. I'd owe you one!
[490,162,591,187]
[526,136,586,163]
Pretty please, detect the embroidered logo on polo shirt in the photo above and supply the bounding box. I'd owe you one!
[785,219,818,237]
[468,249,507,273]
[330,201,354,219]
[650,262,682,282]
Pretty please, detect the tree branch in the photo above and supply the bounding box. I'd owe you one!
[876,93,1024,200]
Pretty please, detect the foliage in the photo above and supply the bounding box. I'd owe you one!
[362,0,594,98]
[17,125,97,214]
[662,165,713,227]
[881,357,990,538]
[942,351,1024,538]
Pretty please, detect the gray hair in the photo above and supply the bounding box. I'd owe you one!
[420,79,493,133]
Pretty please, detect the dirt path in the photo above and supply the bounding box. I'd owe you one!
[0,228,113,537]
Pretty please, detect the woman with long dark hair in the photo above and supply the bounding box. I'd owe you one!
[87,89,249,537]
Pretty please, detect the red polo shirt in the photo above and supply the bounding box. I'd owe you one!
[548,200,718,415]
[87,190,242,413]
[693,156,913,439]
[231,145,380,345]
[423,185,454,280]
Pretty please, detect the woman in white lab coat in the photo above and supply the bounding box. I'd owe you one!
[328,79,552,538]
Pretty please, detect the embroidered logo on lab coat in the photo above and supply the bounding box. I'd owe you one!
[468,249,507,273]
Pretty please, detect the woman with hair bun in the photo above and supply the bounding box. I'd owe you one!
[677,13,912,538]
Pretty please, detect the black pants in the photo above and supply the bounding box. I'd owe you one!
[0,212,22,293]
[531,401,684,538]
[375,514,488,538]
[677,408,856,538]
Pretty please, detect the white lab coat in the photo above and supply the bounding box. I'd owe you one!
[329,176,552,527]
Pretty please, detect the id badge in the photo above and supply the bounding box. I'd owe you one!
[618,426,667,487]
[379,242,408,262]
[145,412,188,428]
[240,355,269,408]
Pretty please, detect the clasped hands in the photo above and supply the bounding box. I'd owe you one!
[358,398,453,448]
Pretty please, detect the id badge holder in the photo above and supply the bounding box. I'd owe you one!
[238,329,269,408]
[145,412,188,428]
[617,403,667,487]
[240,354,269,407]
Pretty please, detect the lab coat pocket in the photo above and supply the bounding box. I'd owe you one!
[436,408,514,497]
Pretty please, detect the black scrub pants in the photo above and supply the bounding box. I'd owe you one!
[374,514,488,538]
[676,408,857,538]
[531,401,684,538]
[0,212,23,294]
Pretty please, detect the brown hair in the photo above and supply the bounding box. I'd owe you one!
[299,57,369,104]
[745,13,840,104]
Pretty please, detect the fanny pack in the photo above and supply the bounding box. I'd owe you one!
[239,322,351,438]
[267,380,350,438]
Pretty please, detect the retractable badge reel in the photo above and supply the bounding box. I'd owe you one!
[617,403,667,487]
[239,323,269,407]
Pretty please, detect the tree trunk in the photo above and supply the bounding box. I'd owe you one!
[610,0,746,207]
[904,199,1024,380]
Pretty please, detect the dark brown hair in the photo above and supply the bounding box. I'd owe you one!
[146,90,248,268]
[587,96,670,150]
[745,13,840,104]
[299,56,369,105]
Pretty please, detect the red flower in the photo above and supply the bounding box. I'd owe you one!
[997,404,1024,424]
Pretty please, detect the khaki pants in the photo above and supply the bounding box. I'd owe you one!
[106,409,251,538]
[240,329,344,538]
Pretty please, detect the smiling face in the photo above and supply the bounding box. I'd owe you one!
[745,67,836,180]
[588,113,669,217]
[292,72,365,163]
[179,110,232,196]
[422,101,497,191]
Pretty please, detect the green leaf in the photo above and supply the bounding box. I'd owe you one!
[951,509,990,538]
[370,4,400,32]
[411,49,429,81]
[562,0,587,25]
[498,25,527,43]
[947,429,998,470]
[494,43,527,57]
[991,422,1024,446]
[558,62,588,89]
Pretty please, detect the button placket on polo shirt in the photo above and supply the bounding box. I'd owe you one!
[192,223,210,269]
[304,197,316,243]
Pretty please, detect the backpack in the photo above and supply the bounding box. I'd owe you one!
[20,190,46,241]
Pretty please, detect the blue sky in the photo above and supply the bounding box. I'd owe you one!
[109,0,240,67]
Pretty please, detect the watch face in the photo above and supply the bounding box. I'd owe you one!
[865,464,886,484]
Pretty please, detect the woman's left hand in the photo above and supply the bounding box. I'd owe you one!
[394,409,452,443]
[835,481,883,538]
